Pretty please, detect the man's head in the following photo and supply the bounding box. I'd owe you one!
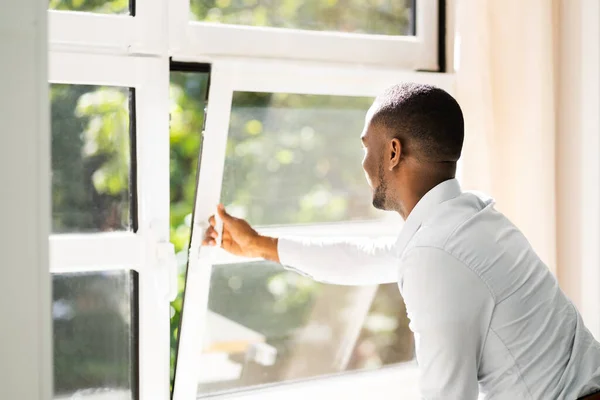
[361,83,464,217]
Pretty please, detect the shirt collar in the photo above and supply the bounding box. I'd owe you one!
[395,178,463,257]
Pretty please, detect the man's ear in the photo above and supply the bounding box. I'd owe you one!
[389,138,402,170]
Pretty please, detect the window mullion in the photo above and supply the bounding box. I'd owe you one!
[49,52,137,86]
[132,0,168,56]
[168,0,190,56]
[50,233,145,272]
[49,12,135,55]
[133,56,172,400]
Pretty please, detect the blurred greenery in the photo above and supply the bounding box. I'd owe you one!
[199,261,413,394]
[222,92,381,226]
[48,0,129,14]
[191,0,414,36]
[51,84,130,233]
[209,262,319,341]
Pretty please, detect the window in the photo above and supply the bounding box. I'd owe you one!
[173,62,453,399]
[53,271,138,399]
[51,84,134,233]
[47,0,448,399]
[50,83,142,399]
[191,91,412,396]
[49,81,140,399]
[172,1,438,69]
[196,261,413,396]
[190,0,415,36]
[222,93,382,226]
[49,52,170,400]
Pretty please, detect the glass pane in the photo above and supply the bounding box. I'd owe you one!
[51,84,133,233]
[169,70,211,386]
[190,0,414,36]
[53,270,138,400]
[49,0,130,14]
[197,261,413,396]
[222,92,384,226]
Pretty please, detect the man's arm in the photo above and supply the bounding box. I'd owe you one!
[276,237,399,285]
[203,205,399,285]
[401,247,494,400]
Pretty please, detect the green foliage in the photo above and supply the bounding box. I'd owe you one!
[77,88,130,196]
[49,0,129,14]
[191,0,413,36]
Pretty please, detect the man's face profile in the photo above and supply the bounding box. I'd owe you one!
[361,105,389,211]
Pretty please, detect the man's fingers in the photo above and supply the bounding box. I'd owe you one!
[208,215,216,227]
[202,238,216,246]
[205,226,218,239]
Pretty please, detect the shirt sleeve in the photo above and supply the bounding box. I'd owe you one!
[277,237,399,285]
[400,247,494,400]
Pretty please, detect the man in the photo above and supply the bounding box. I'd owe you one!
[203,83,600,399]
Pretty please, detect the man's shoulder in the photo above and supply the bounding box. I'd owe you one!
[409,192,495,250]
[404,191,514,280]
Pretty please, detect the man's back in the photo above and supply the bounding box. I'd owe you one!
[403,189,600,399]
[228,179,600,399]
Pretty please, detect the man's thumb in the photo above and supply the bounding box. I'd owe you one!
[217,204,233,223]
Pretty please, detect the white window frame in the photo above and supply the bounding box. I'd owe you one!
[46,0,447,398]
[48,50,172,400]
[169,0,440,70]
[173,59,454,400]
[49,1,166,56]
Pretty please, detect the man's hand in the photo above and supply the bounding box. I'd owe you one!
[202,204,280,262]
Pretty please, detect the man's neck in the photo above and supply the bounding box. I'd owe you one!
[397,167,455,219]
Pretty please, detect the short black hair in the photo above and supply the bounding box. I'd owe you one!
[371,83,464,163]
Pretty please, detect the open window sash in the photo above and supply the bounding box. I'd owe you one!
[173,58,453,400]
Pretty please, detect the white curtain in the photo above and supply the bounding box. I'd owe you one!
[455,0,558,274]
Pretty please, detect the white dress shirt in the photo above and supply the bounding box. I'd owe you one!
[278,179,600,400]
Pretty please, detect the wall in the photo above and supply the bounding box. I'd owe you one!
[0,0,52,399]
